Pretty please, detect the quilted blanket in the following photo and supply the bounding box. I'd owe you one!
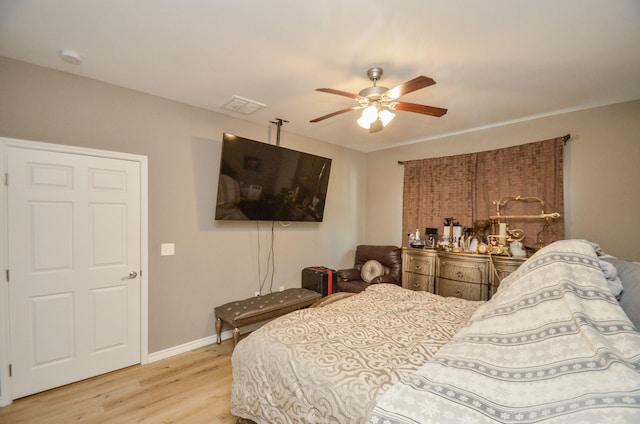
[231,283,482,424]
[370,239,640,423]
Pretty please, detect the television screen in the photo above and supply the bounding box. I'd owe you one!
[215,133,332,222]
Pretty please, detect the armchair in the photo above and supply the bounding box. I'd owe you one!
[336,245,402,293]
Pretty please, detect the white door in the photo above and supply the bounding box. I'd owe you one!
[8,147,141,398]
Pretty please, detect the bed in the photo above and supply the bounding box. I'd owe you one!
[231,239,640,423]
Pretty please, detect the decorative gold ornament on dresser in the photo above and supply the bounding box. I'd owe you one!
[402,248,526,301]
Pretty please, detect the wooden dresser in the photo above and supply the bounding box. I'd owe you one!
[489,255,527,297]
[401,247,526,301]
[402,248,437,292]
[436,252,490,300]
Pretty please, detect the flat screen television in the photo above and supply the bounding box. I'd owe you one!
[215,133,332,222]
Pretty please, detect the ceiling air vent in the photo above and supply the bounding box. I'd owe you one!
[221,95,266,115]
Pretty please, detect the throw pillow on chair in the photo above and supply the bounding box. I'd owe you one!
[361,259,385,283]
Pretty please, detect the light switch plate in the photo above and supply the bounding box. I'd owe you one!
[160,243,175,256]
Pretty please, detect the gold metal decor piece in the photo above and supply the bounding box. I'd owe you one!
[488,195,561,254]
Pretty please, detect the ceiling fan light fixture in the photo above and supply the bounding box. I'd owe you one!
[379,109,395,127]
[358,105,394,130]
[361,104,379,123]
[357,115,371,129]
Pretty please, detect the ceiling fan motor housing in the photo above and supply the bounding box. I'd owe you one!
[358,85,388,99]
[359,67,388,100]
[367,67,383,81]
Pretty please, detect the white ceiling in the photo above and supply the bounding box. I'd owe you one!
[1,0,639,152]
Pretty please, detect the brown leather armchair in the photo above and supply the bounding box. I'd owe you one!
[336,245,402,293]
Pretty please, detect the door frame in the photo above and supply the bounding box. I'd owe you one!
[0,137,149,406]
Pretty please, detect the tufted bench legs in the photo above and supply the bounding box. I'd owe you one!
[214,288,322,347]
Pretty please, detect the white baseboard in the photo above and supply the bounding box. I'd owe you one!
[147,319,274,363]
[148,330,232,363]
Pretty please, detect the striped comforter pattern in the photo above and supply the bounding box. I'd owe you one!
[370,239,640,423]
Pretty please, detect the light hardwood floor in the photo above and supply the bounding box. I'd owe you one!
[0,341,238,424]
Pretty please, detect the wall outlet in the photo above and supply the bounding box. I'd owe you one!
[160,243,175,256]
[279,286,285,292]
[254,291,260,297]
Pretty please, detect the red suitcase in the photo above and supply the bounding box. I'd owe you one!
[301,266,336,296]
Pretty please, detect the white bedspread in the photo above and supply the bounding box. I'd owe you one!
[370,239,640,423]
[231,283,482,424]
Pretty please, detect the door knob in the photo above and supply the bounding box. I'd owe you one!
[125,271,138,279]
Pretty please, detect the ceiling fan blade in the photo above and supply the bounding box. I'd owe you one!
[310,106,362,123]
[316,88,364,100]
[385,76,436,100]
[390,101,448,117]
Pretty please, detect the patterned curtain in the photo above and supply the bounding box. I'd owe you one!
[402,136,565,249]
[403,153,476,240]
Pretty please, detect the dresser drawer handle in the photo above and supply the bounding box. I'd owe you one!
[414,265,422,271]
[456,271,464,278]
[412,282,420,289]
[455,289,462,298]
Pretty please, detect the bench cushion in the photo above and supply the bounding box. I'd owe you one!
[215,288,321,327]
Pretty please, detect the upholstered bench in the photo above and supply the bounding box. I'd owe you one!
[214,288,322,346]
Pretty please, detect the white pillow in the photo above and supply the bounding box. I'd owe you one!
[361,259,384,283]
[599,259,624,299]
[601,257,640,328]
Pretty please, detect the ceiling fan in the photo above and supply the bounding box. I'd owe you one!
[310,67,448,133]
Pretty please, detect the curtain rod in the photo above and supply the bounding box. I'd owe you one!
[397,133,572,164]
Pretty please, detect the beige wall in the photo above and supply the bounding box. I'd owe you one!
[366,100,640,261]
[0,57,367,353]
[2,56,639,355]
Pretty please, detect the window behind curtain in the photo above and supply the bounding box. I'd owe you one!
[402,136,565,249]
